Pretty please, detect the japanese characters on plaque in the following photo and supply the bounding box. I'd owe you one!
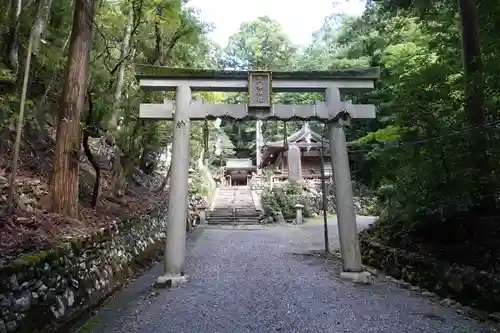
[175,120,186,129]
[248,71,271,109]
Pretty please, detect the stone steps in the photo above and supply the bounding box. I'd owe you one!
[207,186,261,225]
[207,209,262,224]
[207,220,259,226]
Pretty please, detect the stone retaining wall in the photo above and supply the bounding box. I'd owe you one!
[360,235,500,313]
[0,205,169,333]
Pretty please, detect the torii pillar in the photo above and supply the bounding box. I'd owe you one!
[157,85,191,287]
[326,88,370,282]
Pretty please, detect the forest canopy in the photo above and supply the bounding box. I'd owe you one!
[0,0,498,246]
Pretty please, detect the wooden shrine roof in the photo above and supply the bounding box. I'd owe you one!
[265,123,328,148]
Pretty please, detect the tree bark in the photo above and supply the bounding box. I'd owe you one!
[458,0,486,138]
[157,164,171,193]
[109,4,139,195]
[112,119,141,196]
[7,31,34,212]
[3,0,11,22]
[33,30,71,129]
[31,0,53,56]
[5,0,22,75]
[110,7,134,129]
[457,0,493,207]
[154,6,163,65]
[50,0,95,218]
[83,89,101,208]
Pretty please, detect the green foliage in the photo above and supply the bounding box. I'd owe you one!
[0,0,219,191]
[262,184,312,221]
[1,0,499,242]
[215,0,500,234]
[189,179,208,197]
[306,2,500,227]
[223,16,298,70]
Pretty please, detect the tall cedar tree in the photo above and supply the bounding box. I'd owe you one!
[50,0,95,217]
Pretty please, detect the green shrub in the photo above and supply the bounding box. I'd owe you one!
[262,185,313,222]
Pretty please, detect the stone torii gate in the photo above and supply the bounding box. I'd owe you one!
[135,65,379,286]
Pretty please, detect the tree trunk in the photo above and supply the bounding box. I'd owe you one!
[113,155,134,196]
[111,146,122,194]
[112,119,141,196]
[109,6,135,195]
[154,6,163,65]
[83,127,101,208]
[34,30,71,129]
[31,0,53,56]
[110,7,134,129]
[6,0,22,75]
[7,31,34,212]
[24,0,53,133]
[3,0,11,22]
[139,147,153,173]
[83,89,101,208]
[157,164,171,193]
[50,0,95,218]
[458,0,486,141]
[457,0,493,207]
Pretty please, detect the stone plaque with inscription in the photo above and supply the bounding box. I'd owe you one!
[248,71,271,109]
[287,144,303,183]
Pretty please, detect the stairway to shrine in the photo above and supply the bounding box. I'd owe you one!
[207,186,262,225]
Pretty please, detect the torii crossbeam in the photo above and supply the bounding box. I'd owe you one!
[135,65,380,286]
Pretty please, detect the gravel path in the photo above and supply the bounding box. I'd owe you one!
[79,222,496,333]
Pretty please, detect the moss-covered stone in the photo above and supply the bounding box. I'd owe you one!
[0,202,172,333]
[74,316,99,333]
[1,251,52,273]
[20,251,51,266]
[360,233,500,313]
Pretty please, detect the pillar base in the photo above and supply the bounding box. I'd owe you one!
[340,271,373,284]
[155,274,189,288]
